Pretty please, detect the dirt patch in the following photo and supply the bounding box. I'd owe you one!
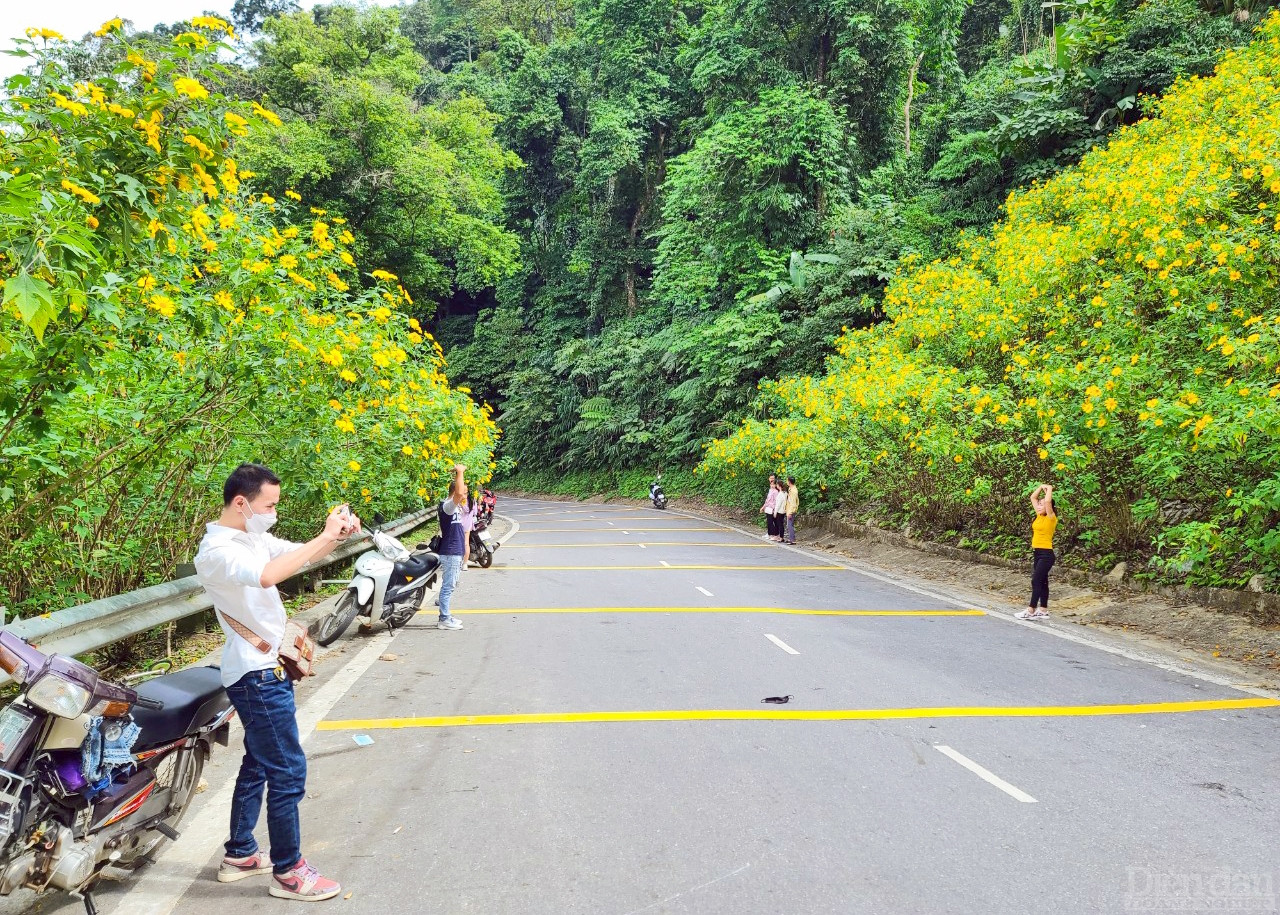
[502,490,1280,689]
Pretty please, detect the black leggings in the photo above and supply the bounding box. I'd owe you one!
[766,513,780,537]
[1030,548,1056,608]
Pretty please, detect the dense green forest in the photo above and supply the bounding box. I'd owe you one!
[215,0,1257,475]
[3,0,1277,611]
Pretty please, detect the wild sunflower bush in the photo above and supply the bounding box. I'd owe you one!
[0,20,499,613]
[703,15,1280,588]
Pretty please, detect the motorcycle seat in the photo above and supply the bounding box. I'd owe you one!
[131,665,231,749]
[394,552,439,582]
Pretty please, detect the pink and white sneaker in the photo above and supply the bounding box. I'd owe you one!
[218,851,273,882]
[269,858,342,901]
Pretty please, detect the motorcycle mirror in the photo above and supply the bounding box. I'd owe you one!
[373,512,386,527]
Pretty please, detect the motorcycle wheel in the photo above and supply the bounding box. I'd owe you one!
[125,744,206,866]
[385,601,417,629]
[313,591,361,646]
[477,548,493,569]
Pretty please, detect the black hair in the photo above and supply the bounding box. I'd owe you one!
[787,476,796,485]
[223,463,281,505]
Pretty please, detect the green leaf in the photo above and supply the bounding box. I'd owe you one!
[4,272,58,343]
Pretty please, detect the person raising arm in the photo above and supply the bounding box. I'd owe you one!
[434,464,469,630]
[1017,483,1058,621]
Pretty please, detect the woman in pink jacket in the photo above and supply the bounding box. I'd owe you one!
[760,474,782,541]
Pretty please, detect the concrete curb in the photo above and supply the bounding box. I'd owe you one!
[804,514,1280,627]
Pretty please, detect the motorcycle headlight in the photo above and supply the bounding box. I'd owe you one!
[27,673,93,719]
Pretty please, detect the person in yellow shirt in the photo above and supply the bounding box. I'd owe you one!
[1017,483,1057,621]
[783,476,799,545]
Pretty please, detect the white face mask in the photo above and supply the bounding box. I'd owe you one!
[239,502,277,535]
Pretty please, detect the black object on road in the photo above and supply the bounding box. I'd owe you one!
[761,695,793,704]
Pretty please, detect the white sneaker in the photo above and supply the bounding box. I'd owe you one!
[1015,609,1035,620]
[438,617,463,630]
[1030,609,1050,620]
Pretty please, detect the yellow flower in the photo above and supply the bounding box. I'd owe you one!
[173,77,209,100]
[61,179,101,205]
[401,445,414,456]
[191,15,232,32]
[251,101,283,127]
[149,295,177,319]
[224,111,249,135]
[25,27,65,41]
[371,269,398,282]
[348,460,362,472]
[94,18,123,36]
[340,369,357,383]
[50,92,88,117]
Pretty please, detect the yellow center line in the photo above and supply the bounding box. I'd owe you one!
[501,542,773,549]
[512,510,648,518]
[318,698,1280,731]
[416,607,982,616]
[484,564,838,571]
[514,519,685,525]
[511,527,723,533]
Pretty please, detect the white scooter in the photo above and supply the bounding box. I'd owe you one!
[650,477,668,510]
[312,522,440,646]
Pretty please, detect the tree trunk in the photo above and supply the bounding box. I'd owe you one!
[904,51,925,157]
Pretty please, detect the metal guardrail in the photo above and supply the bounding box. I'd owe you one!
[1,509,434,675]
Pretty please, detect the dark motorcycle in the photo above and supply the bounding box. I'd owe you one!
[0,624,233,914]
[469,515,498,568]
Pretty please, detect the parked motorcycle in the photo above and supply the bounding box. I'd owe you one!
[650,478,668,510]
[469,515,499,568]
[312,521,441,646]
[477,489,497,525]
[0,621,233,914]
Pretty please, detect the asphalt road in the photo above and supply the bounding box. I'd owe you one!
[22,497,1280,914]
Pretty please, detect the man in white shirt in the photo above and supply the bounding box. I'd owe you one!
[194,463,358,902]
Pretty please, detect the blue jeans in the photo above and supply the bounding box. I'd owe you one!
[224,669,306,873]
[438,554,463,620]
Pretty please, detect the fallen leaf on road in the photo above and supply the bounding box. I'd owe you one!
[393,826,402,834]
[379,653,398,661]
[344,892,353,900]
